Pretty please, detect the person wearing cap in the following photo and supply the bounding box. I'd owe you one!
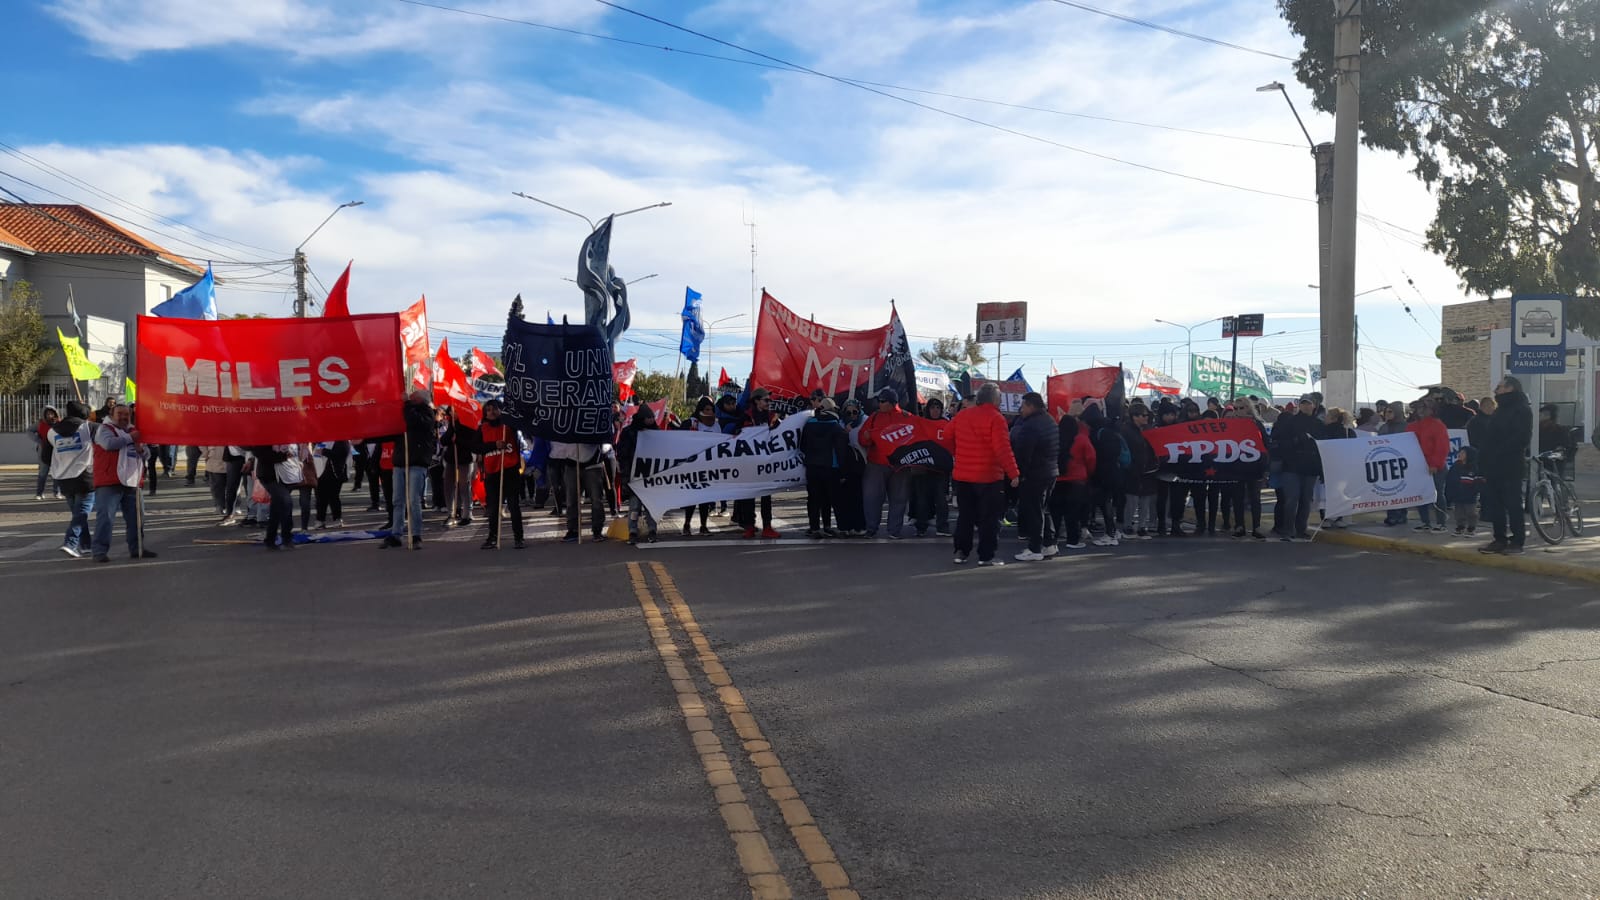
[950,382,1020,566]
[737,388,781,539]
[1270,394,1325,541]
[472,399,525,549]
[857,387,919,539]
[800,397,850,537]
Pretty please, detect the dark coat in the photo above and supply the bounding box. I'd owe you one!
[800,411,851,469]
[1009,410,1060,481]
[1272,411,1325,476]
[1479,391,1532,480]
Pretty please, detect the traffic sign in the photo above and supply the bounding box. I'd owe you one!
[976,301,1028,343]
[1508,294,1567,374]
[1222,314,1264,338]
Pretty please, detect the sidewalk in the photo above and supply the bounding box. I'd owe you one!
[1315,470,1600,584]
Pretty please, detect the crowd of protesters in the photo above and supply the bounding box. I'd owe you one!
[28,372,1542,562]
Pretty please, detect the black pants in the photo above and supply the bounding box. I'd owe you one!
[1167,483,1190,533]
[223,458,245,517]
[297,486,313,531]
[1050,480,1088,546]
[1196,483,1221,532]
[563,461,608,538]
[145,450,161,494]
[485,469,523,544]
[953,479,1005,562]
[365,455,383,508]
[1016,476,1052,553]
[1230,481,1262,531]
[429,464,445,510]
[836,471,865,531]
[911,472,950,533]
[1091,482,1119,536]
[184,445,200,483]
[682,503,712,530]
[735,496,773,530]
[1155,481,1171,532]
[805,466,837,531]
[264,480,294,547]
[316,473,344,524]
[1482,474,1526,547]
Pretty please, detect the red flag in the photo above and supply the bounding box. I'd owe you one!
[1046,367,1121,418]
[470,347,500,379]
[134,313,404,445]
[399,296,429,391]
[613,358,639,402]
[433,340,482,429]
[321,261,352,317]
[718,367,732,388]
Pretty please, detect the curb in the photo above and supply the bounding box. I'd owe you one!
[1318,528,1600,585]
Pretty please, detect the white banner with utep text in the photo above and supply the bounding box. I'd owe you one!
[1316,432,1438,520]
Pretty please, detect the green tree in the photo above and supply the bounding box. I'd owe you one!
[0,280,55,394]
[918,333,987,370]
[1279,0,1600,328]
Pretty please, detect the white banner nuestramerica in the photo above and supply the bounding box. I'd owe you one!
[630,413,810,519]
[1316,432,1438,520]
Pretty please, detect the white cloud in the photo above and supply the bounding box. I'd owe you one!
[24,0,1464,399]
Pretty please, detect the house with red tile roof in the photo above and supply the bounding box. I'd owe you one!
[0,202,205,398]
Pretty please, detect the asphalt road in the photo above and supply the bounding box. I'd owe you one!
[3,472,1599,898]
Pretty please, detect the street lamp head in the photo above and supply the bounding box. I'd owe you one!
[341,200,365,209]
[1256,81,1285,92]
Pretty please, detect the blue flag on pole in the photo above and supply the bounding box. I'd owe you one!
[152,263,218,320]
[1006,366,1032,392]
[679,287,705,362]
[547,311,556,325]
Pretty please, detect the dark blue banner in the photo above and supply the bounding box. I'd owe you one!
[501,315,614,443]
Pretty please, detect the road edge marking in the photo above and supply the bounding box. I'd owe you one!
[627,562,793,900]
[1318,529,1600,585]
[648,561,861,900]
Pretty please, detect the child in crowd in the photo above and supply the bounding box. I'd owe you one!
[1444,446,1483,536]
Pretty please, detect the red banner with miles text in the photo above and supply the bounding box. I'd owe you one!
[751,290,917,412]
[135,314,405,445]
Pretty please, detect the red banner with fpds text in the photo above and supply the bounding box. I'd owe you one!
[135,314,406,445]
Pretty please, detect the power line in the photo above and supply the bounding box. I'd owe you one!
[585,0,1308,202]
[0,141,285,257]
[1045,0,1297,62]
[393,0,1302,150]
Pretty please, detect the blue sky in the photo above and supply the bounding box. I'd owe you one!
[2,0,1458,401]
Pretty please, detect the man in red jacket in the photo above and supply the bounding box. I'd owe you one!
[950,383,1020,566]
[857,387,922,538]
[1407,398,1451,533]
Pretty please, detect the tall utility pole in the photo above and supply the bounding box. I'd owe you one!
[293,250,309,318]
[1325,0,1363,409]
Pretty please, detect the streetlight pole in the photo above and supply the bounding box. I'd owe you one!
[513,193,671,231]
[294,200,363,318]
[1154,317,1222,394]
[1258,80,1341,404]
[701,313,746,396]
[1249,330,1288,372]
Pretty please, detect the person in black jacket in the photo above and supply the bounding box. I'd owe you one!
[1082,401,1124,546]
[800,399,852,537]
[614,405,659,544]
[382,391,438,549]
[312,440,351,529]
[1009,392,1059,561]
[1271,395,1324,541]
[1479,376,1532,554]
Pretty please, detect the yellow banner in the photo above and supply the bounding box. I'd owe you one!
[57,328,102,380]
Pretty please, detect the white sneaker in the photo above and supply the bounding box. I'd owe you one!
[217,515,237,527]
[1063,542,1086,550]
[34,494,44,501]
[1015,550,1046,562]
[333,519,345,529]
[1042,544,1060,558]
[1091,535,1117,547]
[952,554,968,565]
[977,559,1006,567]
[60,545,81,558]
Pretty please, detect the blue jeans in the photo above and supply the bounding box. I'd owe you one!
[62,485,95,550]
[92,485,142,558]
[390,466,429,540]
[1278,471,1318,537]
[1415,470,1447,526]
[36,459,53,496]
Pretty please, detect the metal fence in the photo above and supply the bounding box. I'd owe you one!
[1,389,87,433]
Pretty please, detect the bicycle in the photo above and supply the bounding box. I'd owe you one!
[1528,450,1584,545]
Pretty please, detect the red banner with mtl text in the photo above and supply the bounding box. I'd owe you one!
[750,290,917,411]
[135,314,406,445]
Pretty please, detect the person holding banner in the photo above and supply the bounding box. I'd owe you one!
[677,398,719,536]
[800,399,851,538]
[1406,400,1451,534]
[254,444,304,550]
[859,388,919,539]
[1225,402,1270,540]
[91,402,155,563]
[474,399,526,550]
[1120,404,1159,540]
[1271,395,1325,542]
[615,405,659,545]
[738,389,782,540]
[950,383,1020,567]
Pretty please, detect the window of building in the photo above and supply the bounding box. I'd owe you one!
[163,284,173,300]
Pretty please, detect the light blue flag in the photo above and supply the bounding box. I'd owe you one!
[679,287,705,362]
[152,263,218,320]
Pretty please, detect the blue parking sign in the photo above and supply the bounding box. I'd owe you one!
[1508,294,1567,374]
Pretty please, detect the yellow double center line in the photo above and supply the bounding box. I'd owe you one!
[628,561,858,900]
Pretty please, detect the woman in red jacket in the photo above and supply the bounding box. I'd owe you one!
[1406,399,1451,533]
[1050,413,1098,551]
[950,383,1020,566]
